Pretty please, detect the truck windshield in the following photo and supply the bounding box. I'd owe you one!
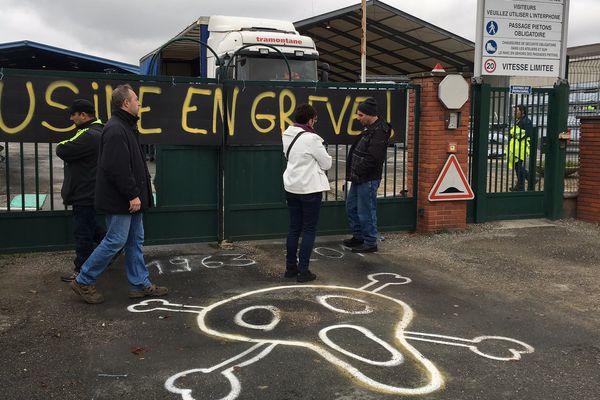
[236,57,317,81]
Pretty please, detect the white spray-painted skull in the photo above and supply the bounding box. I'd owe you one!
[196,284,443,395]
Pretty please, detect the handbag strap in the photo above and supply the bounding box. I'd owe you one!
[285,130,308,159]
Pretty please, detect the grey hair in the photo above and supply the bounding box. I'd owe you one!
[111,84,134,110]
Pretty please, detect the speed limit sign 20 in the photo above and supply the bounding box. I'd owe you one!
[484,59,496,73]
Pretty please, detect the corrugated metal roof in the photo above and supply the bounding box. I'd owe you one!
[295,0,474,81]
[0,40,139,74]
[140,17,209,63]
[567,43,600,59]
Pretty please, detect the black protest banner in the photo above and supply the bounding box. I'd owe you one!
[225,85,407,145]
[0,71,407,145]
[0,73,222,144]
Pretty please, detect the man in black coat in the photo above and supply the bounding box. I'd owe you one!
[71,84,168,304]
[343,97,391,253]
[57,99,105,282]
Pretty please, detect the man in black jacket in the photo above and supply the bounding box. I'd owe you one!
[343,97,391,253]
[57,99,105,282]
[71,84,168,304]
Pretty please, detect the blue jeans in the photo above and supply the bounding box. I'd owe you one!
[76,213,151,290]
[346,180,380,246]
[72,205,106,272]
[286,191,322,272]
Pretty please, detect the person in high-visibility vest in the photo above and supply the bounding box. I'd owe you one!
[506,105,532,191]
[56,99,106,282]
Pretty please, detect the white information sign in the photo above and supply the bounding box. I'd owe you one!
[475,0,569,78]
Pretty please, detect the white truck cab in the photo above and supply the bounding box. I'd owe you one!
[142,15,320,81]
[206,16,319,81]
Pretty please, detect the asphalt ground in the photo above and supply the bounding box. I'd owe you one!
[0,219,599,400]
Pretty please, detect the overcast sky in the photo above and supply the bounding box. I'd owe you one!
[0,0,597,66]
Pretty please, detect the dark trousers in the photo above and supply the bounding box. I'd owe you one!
[285,191,322,272]
[514,160,529,191]
[72,205,105,272]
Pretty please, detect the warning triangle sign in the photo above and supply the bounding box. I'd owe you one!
[428,154,474,201]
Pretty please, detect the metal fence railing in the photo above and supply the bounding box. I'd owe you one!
[566,56,600,193]
[322,143,409,202]
[0,142,410,212]
[0,93,413,215]
[0,68,419,252]
[0,141,157,212]
[488,88,549,193]
[468,87,550,194]
[1,142,62,211]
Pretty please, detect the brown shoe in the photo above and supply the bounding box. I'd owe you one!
[70,280,104,304]
[128,284,169,299]
[60,271,78,282]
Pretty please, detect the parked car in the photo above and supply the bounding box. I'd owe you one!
[487,129,507,159]
[469,124,508,159]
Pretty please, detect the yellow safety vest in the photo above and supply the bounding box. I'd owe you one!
[506,125,530,169]
[58,119,103,145]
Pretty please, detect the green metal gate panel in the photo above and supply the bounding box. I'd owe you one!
[222,82,420,241]
[224,146,288,240]
[223,145,418,241]
[0,212,72,253]
[0,70,419,253]
[469,83,568,223]
[146,145,219,244]
[484,193,545,220]
[376,198,417,231]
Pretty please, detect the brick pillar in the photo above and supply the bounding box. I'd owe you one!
[577,116,600,223]
[408,73,471,233]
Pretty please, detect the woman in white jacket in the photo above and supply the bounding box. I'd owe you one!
[282,104,332,282]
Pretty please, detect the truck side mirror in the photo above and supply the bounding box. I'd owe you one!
[318,62,330,82]
[216,65,234,80]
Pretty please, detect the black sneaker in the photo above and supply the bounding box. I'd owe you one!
[351,243,378,253]
[297,270,317,283]
[342,237,364,248]
[284,268,299,278]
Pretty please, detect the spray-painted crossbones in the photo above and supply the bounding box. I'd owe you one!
[129,273,534,399]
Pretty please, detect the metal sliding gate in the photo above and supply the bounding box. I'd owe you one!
[468,83,568,222]
[0,69,419,253]
[222,80,420,241]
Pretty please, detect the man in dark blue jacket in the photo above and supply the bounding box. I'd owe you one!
[57,99,105,282]
[71,84,168,304]
[343,97,391,253]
